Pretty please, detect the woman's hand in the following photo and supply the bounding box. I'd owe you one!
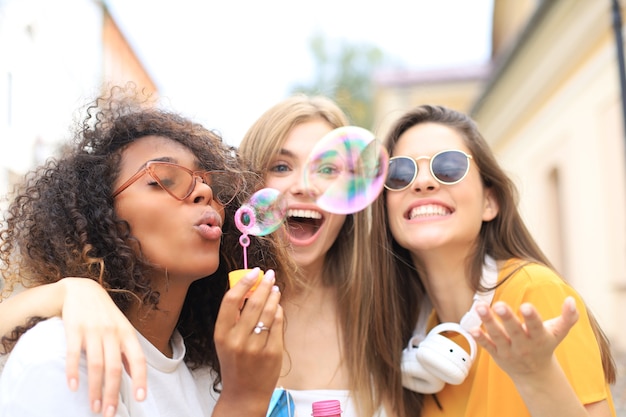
[469,296,578,378]
[468,297,609,417]
[213,268,283,417]
[470,297,578,378]
[59,278,147,416]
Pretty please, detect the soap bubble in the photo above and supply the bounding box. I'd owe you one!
[234,188,287,237]
[303,126,388,214]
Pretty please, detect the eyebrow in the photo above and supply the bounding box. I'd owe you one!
[150,156,178,164]
[277,148,297,158]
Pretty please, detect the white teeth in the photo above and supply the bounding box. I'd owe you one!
[288,209,322,219]
[409,204,450,219]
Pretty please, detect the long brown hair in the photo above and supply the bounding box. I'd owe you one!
[239,94,410,416]
[371,104,616,390]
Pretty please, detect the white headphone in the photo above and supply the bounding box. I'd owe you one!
[401,256,497,394]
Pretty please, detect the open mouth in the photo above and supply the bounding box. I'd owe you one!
[286,209,324,241]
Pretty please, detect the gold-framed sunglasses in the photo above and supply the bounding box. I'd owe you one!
[384,149,473,191]
[112,161,240,206]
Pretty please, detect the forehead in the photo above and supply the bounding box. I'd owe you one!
[281,119,334,158]
[118,136,198,174]
[393,122,468,156]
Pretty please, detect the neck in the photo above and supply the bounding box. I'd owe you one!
[282,259,325,301]
[298,257,325,285]
[284,276,335,309]
[127,277,190,358]
[412,249,475,323]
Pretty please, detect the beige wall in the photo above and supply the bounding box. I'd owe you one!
[491,0,538,57]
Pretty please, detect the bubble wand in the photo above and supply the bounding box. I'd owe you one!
[228,188,287,292]
[234,205,255,270]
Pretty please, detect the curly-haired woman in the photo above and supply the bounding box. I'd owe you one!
[0,86,292,417]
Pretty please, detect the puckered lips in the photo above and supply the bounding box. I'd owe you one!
[195,210,223,240]
[285,208,324,245]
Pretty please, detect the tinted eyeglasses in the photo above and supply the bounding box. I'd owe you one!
[112,161,241,206]
[384,150,473,191]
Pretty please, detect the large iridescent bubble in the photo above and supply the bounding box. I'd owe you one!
[303,126,388,214]
[234,188,287,268]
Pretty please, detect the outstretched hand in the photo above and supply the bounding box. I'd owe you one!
[469,296,578,379]
[60,278,147,416]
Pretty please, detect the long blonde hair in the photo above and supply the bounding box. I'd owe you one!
[239,94,409,416]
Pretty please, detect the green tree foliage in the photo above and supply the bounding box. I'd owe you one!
[289,32,385,130]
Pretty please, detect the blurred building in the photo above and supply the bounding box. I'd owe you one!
[0,0,157,207]
[373,0,626,353]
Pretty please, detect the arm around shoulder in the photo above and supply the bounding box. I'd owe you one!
[0,281,67,344]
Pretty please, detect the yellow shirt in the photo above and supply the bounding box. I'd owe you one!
[421,260,616,417]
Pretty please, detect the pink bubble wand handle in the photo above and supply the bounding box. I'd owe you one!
[234,206,256,270]
[238,234,249,269]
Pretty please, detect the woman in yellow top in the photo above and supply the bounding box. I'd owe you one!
[370,104,617,416]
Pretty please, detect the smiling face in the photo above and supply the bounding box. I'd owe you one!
[264,119,346,271]
[385,122,498,260]
[113,135,225,283]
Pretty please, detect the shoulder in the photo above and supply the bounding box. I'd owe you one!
[1,317,69,379]
[4,317,67,362]
[0,318,94,415]
[496,260,583,315]
[498,260,570,293]
[499,259,560,281]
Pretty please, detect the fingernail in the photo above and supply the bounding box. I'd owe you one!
[68,378,78,391]
[494,303,506,316]
[243,267,260,283]
[520,304,532,316]
[92,400,101,413]
[136,388,146,401]
[271,285,280,293]
[566,296,576,312]
[105,405,116,417]
[263,269,275,283]
[476,304,488,316]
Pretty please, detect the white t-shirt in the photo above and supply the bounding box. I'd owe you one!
[0,317,218,417]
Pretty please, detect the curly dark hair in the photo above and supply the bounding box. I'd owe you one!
[0,85,293,388]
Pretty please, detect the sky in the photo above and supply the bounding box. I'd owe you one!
[106,0,494,147]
